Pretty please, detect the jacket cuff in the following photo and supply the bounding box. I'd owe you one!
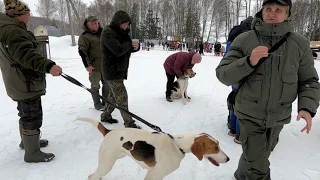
[246,56,256,69]
[46,61,56,73]
[237,56,255,73]
[299,108,316,118]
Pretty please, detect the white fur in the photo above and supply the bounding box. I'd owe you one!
[76,117,229,180]
[170,78,190,105]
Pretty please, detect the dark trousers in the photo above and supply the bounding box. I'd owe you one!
[165,73,178,98]
[234,119,283,180]
[89,70,109,106]
[17,97,43,130]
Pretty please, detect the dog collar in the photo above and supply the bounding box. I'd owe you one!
[167,133,185,154]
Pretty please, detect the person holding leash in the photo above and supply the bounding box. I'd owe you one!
[0,0,62,163]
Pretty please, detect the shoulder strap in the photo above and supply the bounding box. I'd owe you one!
[236,32,291,90]
[256,32,290,66]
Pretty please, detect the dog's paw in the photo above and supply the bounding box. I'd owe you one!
[88,174,100,180]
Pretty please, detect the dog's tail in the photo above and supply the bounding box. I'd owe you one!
[75,117,111,136]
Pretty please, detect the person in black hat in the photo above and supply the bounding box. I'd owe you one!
[216,0,320,179]
[100,10,141,128]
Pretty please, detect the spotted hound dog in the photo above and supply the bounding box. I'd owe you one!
[76,117,230,180]
[171,69,196,105]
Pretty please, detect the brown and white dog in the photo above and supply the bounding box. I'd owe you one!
[76,117,230,180]
[171,69,196,105]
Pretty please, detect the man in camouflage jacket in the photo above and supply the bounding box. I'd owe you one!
[78,16,110,111]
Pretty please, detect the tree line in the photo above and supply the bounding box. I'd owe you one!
[0,0,319,42]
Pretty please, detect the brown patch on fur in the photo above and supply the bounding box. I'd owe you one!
[130,141,156,167]
[122,141,133,150]
[120,137,124,141]
[190,134,220,160]
[184,69,194,76]
[97,123,110,136]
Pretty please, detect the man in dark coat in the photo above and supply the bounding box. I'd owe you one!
[100,10,140,128]
[163,52,202,102]
[0,0,62,163]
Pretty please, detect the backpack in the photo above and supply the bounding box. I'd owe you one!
[224,16,253,57]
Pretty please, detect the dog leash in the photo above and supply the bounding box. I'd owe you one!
[61,73,186,155]
[60,72,163,132]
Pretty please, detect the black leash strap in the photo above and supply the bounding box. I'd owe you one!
[60,72,163,132]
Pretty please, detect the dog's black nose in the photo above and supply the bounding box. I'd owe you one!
[226,157,230,162]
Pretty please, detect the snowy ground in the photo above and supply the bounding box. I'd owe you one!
[1,36,320,180]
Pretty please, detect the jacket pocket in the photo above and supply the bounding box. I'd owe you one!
[239,74,263,102]
[21,69,46,92]
[280,75,298,103]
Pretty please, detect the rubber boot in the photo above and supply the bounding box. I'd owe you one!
[22,129,55,163]
[19,123,48,149]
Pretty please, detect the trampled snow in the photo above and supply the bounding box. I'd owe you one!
[1,36,320,180]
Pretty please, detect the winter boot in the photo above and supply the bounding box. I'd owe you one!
[234,135,241,144]
[91,88,103,110]
[19,124,48,149]
[101,117,118,124]
[124,121,141,129]
[101,114,118,124]
[22,129,55,163]
[228,129,237,137]
[166,96,173,102]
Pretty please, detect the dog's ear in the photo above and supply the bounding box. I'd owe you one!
[191,141,205,160]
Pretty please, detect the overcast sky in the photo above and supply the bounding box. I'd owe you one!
[22,0,94,17]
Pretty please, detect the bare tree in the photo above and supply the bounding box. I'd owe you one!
[70,0,88,35]
[36,0,57,20]
[54,0,67,34]
[158,0,173,39]
[88,0,114,27]
[200,0,213,41]
[114,0,134,14]
[38,0,319,42]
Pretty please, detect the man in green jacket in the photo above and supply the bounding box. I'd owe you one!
[78,16,111,111]
[216,0,320,179]
[0,0,62,163]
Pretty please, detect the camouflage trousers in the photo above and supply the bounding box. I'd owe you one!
[101,80,134,125]
[17,97,43,130]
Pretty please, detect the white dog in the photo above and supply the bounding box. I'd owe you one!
[170,69,196,105]
[76,117,230,180]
